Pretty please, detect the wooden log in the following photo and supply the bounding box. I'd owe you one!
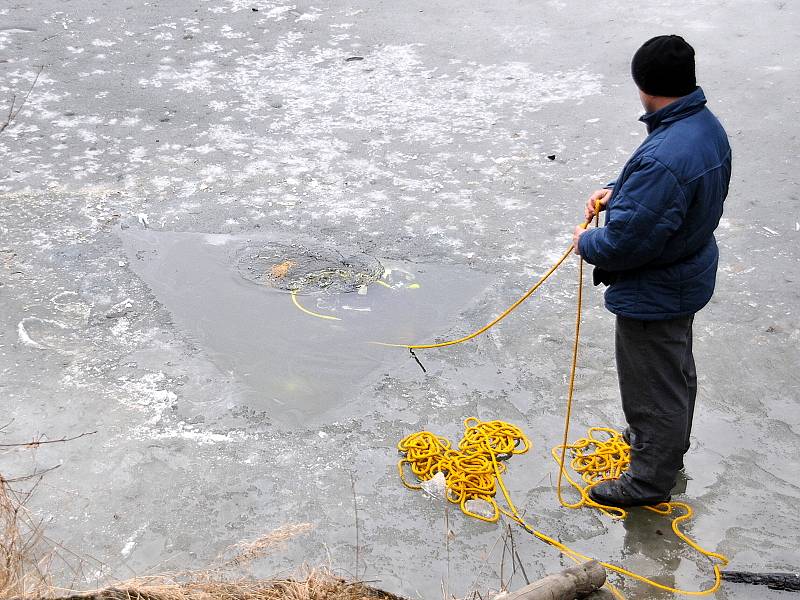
[504,560,607,600]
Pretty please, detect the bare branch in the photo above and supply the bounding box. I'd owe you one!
[4,94,16,128]
[0,430,97,449]
[349,470,360,582]
[1,465,61,484]
[0,66,43,135]
[15,66,44,118]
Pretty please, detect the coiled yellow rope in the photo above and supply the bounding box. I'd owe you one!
[395,206,729,597]
[398,418,530,523]
[552,427,631,519]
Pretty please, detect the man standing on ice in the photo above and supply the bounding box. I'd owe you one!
[572,35,731,507]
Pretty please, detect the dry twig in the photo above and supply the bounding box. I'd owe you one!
[1,466,61,484]
[0,431,97,449]
[0,66,44,136]
[349,471,360,582]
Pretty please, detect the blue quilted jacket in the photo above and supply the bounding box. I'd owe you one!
[578,87,731,320]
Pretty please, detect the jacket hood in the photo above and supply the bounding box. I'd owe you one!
[639,87,707,133]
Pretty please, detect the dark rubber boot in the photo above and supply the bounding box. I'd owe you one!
[589,479,670,508]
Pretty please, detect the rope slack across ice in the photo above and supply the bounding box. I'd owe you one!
[392,203,729,598]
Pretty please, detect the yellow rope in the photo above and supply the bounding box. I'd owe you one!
[398,418,530,522]
[290,290,341,321]
[374,245,574,349]
[552,427,630,519]
[396,205,729,597]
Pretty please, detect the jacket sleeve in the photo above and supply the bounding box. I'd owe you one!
[578,156,687,272]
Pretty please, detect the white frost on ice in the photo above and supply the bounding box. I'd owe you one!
[18,319,47,349]
[139,422,254,445]
[110,317,130,337]
[117,372,254,445]
[17,317,71,351]
[121,524,147,557]
[116,372,177,425]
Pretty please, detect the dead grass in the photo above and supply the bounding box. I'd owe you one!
[58,570,405,600]
[0,476,52,599]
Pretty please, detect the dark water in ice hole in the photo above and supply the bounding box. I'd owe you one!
[120,228,493,426]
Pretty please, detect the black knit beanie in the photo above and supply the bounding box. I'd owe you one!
[631,35,696,97]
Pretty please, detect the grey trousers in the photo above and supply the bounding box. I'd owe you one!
[615,315,696,498]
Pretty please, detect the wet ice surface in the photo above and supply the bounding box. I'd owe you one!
[1,0,799,599]
[120,228,492,426]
